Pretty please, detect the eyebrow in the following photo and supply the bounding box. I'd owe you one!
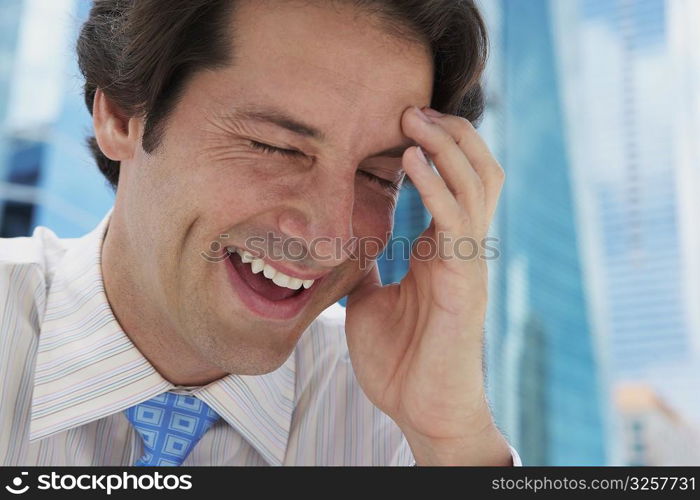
[229,106,416,159]
[230,107,326,141]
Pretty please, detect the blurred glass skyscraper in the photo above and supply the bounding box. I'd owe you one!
[0,0,109,238]
[564,0,686,382]
[0,0,26,230]
[0,1,23,124]
[479,0,607,465]
[551,0,700,463]
[32,0,114,236]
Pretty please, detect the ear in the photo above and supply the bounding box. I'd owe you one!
[92,88,142,161]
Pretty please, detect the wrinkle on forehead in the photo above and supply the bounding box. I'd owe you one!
[187,0,434,165]
[248,0,427,36]
[237,0,432,59]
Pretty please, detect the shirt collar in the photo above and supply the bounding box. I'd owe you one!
[30,208,296,466]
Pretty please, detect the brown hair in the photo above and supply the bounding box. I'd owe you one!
[78,0,489,191]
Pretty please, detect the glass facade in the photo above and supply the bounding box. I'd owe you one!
[480,0,607,465]
[552,0,700,462]
[0,136,44,238]
[0,0,107,238]
[575,0,690,379]
[0,0,25,233]
[0,0,23,122]
[32,0,113,236]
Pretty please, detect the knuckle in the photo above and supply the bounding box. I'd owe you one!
[451,117,473,147]
[493,162,506,182]
[453,116,475,137]
[423,191,441,207]
[454,116,474,130]
[437,130,457,150]
[457,210,472,228]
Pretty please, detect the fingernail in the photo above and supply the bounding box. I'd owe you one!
[413,106,434,124]
[415,146,429,166]
[422,107,444,118]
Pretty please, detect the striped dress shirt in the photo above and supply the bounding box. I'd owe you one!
[0,209,520,466]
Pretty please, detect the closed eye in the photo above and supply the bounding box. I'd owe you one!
[249,140,303,158]
[251,140,403,192]
[357,170,404,192]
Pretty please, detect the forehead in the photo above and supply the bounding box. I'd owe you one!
[195,0,433,152]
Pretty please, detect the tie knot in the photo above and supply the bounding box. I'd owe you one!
[125,392,220,466]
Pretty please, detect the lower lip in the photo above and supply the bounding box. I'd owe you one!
[224,253,318,321]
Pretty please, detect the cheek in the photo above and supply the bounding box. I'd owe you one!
[199,148,311,205]
[352,191,396,249]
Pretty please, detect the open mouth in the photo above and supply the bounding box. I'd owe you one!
[224,247,320,320]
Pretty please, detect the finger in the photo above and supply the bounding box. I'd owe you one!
[401,106,485,220]
[422,108,505,226]
[402,145,466,234]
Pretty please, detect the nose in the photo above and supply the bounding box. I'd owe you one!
[277,174,357,268]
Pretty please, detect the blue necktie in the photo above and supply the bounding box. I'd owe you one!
[124,392,220,466]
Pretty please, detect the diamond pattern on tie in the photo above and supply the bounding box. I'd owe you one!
[125,392,220,466]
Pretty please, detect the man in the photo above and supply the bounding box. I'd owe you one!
[0,0,520,466]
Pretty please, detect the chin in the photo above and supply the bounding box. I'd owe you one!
[203,327,301,376]
[221,347,295,376]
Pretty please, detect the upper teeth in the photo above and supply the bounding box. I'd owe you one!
[227,247,315,291]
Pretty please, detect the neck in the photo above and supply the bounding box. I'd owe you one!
[101,210,228,386]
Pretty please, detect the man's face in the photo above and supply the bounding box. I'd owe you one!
[116,1,433,374]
